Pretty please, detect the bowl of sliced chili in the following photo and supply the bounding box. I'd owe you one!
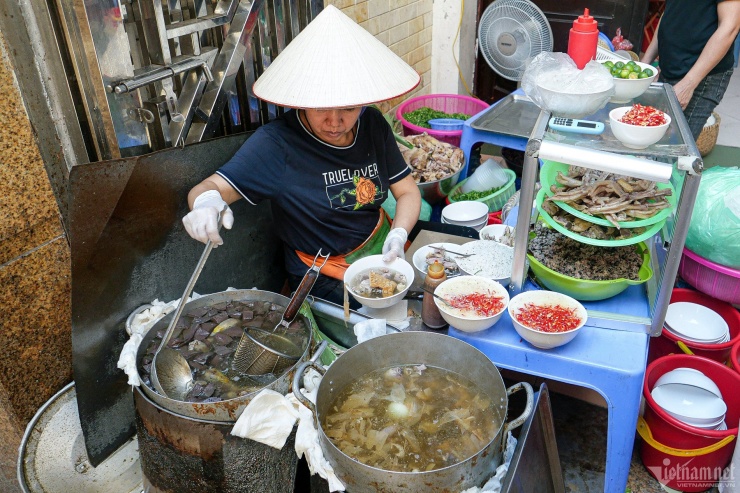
[508,291,587,349]
[433,275,509,332]
[609,104,671,149]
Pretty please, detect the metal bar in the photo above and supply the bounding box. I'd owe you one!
[511,109,550,293]
[109,53,215,93]
[538,141,674,183]
[185,0,265,144]
[138,0,172,65]
[165,0,239,39]
[168,49,218,146]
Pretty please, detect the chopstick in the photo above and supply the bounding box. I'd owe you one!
[429,244,474,258]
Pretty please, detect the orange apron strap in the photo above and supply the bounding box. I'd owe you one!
[296,209,392,281]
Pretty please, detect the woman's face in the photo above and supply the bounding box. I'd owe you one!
[302,107,362,146]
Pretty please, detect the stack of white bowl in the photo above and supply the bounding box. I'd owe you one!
[650,367,728,430]
[664,302,730,344]
[441,201,489,231]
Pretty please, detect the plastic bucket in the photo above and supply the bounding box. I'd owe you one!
[641,354,739,491]
[428,118,465,131]
[732,340,740,375]
[648,288,740,364]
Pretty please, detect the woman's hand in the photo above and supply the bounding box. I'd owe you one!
[183,190,234,246]
[382,228,408,262]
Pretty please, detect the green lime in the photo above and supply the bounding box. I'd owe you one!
[628,72,639,79]
[604,61,615,68]
[643,68,654,77]
[614,61,625,69]
[620,69,631,79]
[626,60,637,67]
[638,71,650,79]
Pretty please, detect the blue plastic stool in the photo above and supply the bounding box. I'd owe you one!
[458,91,530,179]
[449,309,648,493]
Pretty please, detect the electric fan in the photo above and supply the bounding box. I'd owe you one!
[478,0,553,81]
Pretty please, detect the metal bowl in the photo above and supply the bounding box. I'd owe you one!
[416,165,464,205]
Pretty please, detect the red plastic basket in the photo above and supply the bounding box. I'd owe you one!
[396,94,489,147]
[679,247,740,305]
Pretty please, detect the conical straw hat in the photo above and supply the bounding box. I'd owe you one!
[253,5,420,109]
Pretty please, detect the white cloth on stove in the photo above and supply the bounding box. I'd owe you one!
[231,370,345,491]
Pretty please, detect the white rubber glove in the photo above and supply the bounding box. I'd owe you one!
[382,228,408,263]
[182,190,234,246]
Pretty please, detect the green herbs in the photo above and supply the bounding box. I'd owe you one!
[403,107,470,128]
[452,184,505,201]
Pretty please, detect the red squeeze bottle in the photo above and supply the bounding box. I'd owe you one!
[567,8,599,69]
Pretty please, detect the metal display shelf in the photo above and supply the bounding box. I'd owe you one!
[509,83,704,336]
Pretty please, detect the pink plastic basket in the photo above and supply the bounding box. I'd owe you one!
[396,94,489,147]
[679,247,740,305]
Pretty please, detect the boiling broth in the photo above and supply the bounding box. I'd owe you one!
[349,267,408,299]
[323,365,500,472]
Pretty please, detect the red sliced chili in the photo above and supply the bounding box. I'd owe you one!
[619,104,667,127]
[447,291,505,317]
[514,302,582,333]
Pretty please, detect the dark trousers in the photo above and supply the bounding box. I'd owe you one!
[661,68,733,141]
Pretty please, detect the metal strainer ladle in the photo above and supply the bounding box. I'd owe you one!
[232,250,329,375]
[150,207,226,400]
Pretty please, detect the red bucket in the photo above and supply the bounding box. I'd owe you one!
[641,354,739,491]
[648,288,740,364]
[732,339,740,375]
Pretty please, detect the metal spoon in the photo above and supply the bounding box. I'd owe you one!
[150,207,226,400]
[420,286,456,309]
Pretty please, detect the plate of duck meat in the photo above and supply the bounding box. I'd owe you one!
[539,160,676,229]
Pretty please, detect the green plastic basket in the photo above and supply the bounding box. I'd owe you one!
[448,169,517,212]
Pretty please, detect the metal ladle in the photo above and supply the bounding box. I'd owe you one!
[150,207,226,400]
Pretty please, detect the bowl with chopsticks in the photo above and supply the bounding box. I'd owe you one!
[433,275,509,332]
[508,291,587,349]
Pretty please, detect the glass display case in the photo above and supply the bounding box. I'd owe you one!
[509,83,704,336]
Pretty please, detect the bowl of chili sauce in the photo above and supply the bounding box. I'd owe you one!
[508,291,587,349]
[433,275,509,332]
[609,104,671,149]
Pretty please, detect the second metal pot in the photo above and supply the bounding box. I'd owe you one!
[294,331,533,493]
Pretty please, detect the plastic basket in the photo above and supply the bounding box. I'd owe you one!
[679,247,740,305]
[396,94,489,147]
[447,169,517,212]
[697,112,721,157]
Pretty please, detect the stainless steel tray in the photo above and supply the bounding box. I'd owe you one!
[471,94,541,139]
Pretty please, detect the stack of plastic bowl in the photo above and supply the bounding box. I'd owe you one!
[664,301,730,345]
[650,367,728,430]
[441,201,489,231]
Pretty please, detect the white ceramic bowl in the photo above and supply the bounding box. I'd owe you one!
[536,80,614,119]
[442,201,489,226]
[456,240,514,286]
[344,255,414,309]
[665,302,729,342]
[609,106,671,149]
[411,243,462,277]
[650,383,727,425]
[508,291,587,349]
[654,367,723,398]
[479,224,515,244]
[610,61,659,103]
[433,276,509,333]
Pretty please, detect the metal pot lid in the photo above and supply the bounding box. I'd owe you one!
[18,382,142,493]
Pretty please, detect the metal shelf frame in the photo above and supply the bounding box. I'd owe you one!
[510,83,704,336]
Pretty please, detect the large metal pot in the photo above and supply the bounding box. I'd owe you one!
[136,289,313,422]
[293,331,533,493]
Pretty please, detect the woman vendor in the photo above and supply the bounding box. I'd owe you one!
[182,5,422,306]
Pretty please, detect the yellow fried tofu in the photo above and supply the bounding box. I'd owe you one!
[369,271,397,297]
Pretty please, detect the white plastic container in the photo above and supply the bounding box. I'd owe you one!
[461,158,510,193]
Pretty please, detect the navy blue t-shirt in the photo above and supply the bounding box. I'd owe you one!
[658,0,736,80]
[217,107,411,276]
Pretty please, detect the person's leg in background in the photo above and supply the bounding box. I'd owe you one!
[734,34,739,68]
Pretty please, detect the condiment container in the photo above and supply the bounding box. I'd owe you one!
[422,261,448,329]
[567,8,599,69]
